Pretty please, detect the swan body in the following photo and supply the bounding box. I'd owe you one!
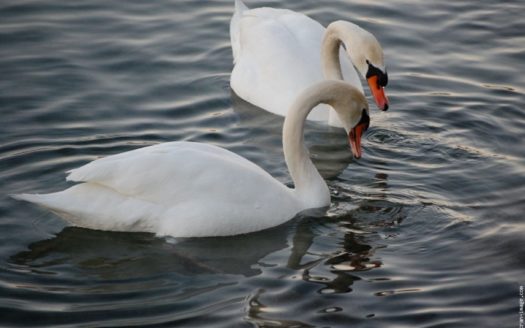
[14,81,369,238]
[15,142,299,237]
[230,0,388,127]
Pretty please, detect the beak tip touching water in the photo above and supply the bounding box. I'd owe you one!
[348,130,363,159]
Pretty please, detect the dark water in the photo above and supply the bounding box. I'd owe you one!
[1,0,524,326]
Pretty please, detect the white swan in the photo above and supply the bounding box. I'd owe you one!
[13,81,370,238]
[230,0,388,127]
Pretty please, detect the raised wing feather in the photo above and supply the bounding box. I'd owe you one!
[66,141,282,206]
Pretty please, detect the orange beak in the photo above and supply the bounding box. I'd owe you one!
[367,75,389,111]
[348,122,367,159]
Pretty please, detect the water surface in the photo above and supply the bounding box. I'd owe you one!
[1,0,524,326]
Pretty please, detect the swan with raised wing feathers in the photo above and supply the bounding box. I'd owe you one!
[230,0,388,127]
[13,80,370,238]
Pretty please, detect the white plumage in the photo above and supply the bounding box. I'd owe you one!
[230,0,387,126]
[15,142,298,237]
[14,81,370,238]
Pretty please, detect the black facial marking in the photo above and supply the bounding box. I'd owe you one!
[366,61,388,87]
[359,109,370,131]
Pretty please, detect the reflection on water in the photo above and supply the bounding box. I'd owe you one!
[246,289,313,327]
[7,203,391,325]
[11,225,291,278]
[11,208,382,282]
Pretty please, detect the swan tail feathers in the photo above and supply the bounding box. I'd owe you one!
[11,193,47,205]
[11,192,67,215]
[12,185,160,233]
[12,192,90,228]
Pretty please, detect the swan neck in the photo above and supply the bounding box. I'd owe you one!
[321,29,344,81]
[283,89,331,207]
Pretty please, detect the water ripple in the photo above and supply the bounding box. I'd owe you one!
[1,0,523,327]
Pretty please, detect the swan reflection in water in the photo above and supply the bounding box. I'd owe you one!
[10,223,292,278]
[9,194,402,325]
[10,198,397,283]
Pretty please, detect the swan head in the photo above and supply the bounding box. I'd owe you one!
[347,26,388,112]
[329,21,390,111]
[365,59,389,112]
[327,81,370,159]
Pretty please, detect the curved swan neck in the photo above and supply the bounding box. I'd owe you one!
[322,21,371,80]
[321,27,344,80]
[283,82,354,207]
[283,81,367,208]
[283,95,327,207]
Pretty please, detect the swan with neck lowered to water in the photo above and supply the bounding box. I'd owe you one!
[230,0,388,127]
[13,81,370,238]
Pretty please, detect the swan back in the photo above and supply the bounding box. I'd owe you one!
[66,142,282,206]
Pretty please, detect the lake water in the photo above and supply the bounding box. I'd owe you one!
[1,0,524,326]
